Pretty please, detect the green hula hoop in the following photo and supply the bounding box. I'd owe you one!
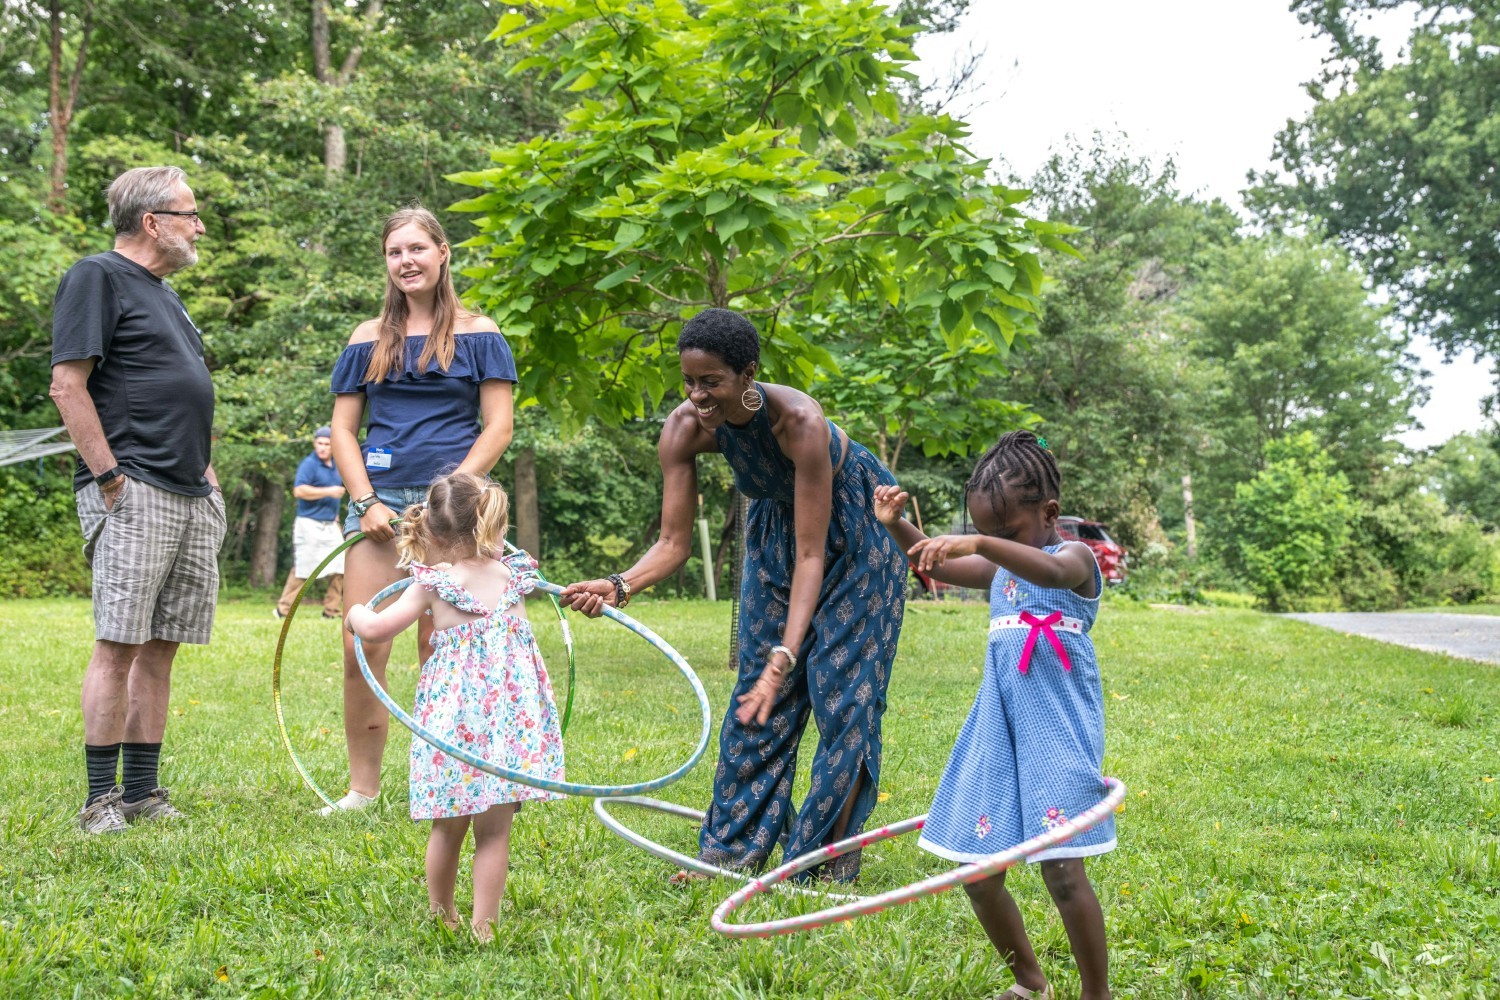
[271,525,577,810]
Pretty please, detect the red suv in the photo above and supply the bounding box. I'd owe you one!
[1056,516,1127,584]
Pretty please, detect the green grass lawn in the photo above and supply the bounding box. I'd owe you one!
[1406,602,1500,616]
[1,596,1496,998]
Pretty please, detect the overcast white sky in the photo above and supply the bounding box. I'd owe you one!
[911,0,1492,449]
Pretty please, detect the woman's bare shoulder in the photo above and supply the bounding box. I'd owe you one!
[660,401,717,457]
[762,382,825,428]
[457,311,501,333]
[349,319,382,345]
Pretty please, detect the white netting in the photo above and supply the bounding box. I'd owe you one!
[0,428,76,467]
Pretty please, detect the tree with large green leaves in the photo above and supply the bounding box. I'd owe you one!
[455,0,1067,433]
[1255,0,1500,359]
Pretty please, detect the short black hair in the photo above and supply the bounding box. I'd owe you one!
[677,308,760,374]
[965,430,1061,519]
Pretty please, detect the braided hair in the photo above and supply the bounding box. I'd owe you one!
[964,430,1061,524]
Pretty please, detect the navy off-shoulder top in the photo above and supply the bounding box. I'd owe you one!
[330,331,517,490]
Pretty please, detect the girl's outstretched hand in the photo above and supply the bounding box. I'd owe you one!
[558,579,616,618]
[872,484,909,528]
[908,533,980,573]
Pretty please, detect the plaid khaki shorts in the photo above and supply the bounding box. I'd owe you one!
[75,477,227,645]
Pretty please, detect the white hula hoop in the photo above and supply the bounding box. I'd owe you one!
[712,776,1127,938]
[592,796,861,901]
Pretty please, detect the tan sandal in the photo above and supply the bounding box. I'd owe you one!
[1001,984,1052,1000]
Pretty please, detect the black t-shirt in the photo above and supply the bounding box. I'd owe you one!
[51,251,215,496]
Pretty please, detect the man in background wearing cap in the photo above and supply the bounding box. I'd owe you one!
[274,427,346,620]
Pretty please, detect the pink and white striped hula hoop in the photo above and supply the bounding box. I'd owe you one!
[711,776,1126,938]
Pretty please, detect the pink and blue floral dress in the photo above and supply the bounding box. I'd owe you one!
[407,554,565,820]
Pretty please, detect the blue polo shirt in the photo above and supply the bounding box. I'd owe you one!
[329,331,517,490]
[294,453,343,521]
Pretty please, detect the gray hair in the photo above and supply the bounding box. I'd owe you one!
[107,166,189,236]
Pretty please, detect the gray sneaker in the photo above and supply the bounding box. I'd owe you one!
[78,786,128,834]
[120,787,185,823]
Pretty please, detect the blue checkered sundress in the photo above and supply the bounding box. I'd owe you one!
[917,544,1116,864]
[698,383,907,881]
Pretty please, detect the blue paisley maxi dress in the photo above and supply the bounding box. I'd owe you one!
[698,384,907,880]
[407,554,566,819]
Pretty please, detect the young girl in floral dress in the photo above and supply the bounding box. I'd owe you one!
[875,431,1114,1000]
[345,471,564,941]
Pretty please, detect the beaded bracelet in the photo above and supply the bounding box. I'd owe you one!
[608,573,632,608]
[770,644,797,669]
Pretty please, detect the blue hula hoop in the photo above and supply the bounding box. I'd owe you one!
[354,576,712,798]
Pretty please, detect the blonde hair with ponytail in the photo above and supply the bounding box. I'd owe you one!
[396,472,510,567]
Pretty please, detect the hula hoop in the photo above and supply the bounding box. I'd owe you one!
[354,576,712,798]
[592,797,860,901]
[711,776,1127,938]
[272,529,577,809]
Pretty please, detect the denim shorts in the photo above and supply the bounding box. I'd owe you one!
[343,484,430,537]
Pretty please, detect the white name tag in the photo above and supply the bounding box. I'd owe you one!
[365,448,392,470]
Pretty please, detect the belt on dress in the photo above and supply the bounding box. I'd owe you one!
[989,611,1081,674]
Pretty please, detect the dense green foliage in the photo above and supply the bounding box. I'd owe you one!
[1225,434,1359,611]
[3,597,1497,996]
[0,2,1495,611]
[457,0,1065,437]
[1258,0,1500,358]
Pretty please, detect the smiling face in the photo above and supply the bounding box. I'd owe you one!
[383,221,448,299]
[680,347,757,430]
[967,483,1061,550]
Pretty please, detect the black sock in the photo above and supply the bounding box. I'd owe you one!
[85,742,122,804]
[121,742,162,804]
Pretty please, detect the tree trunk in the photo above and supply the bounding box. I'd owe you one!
[514,447,540,556]
[47,0,93,213]
[1181,472,1198,560]
[311,0,381,181]
[712,491,740,590]
[249,475,285,587]
[324,124,347,178]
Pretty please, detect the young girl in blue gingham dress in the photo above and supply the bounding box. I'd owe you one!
[875,431,1113,1000]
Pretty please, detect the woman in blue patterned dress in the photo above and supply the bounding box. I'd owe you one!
[874,430,1113,1000]
[561,308,906,882]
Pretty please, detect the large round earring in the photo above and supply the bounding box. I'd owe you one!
[741,383,763,411]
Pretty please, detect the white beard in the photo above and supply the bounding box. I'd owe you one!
[159,230,198,269]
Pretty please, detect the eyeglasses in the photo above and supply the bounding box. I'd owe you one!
[149,209,200,220]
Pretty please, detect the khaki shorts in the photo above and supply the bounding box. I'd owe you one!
[76,477,227,645]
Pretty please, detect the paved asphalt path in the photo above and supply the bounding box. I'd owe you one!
[1285,612,1500,665]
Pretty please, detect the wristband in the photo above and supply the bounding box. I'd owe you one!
[349,492,380,518]
[770,644,797,670]
[607,573,632,608]
[94,466,123,488]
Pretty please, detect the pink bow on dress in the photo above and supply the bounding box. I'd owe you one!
[1017,610,1074,675]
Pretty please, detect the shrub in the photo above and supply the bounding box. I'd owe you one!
[1225,433,1356,611]
[0,462,91,598]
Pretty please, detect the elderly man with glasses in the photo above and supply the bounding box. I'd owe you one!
[49,165,226,834]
